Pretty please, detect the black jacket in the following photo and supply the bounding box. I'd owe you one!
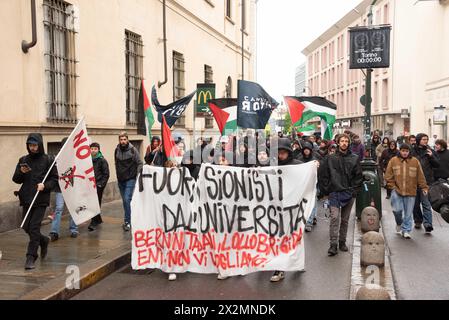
[93,152,110,189]
[114,143,143,182]
[318,148,363,196]
[144,150,167,167]
[434,149,449,180]
[12,133,58,207]
[411,145,440,184]
[380,148,399,172]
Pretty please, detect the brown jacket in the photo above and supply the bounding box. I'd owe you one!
[385,156,428,196]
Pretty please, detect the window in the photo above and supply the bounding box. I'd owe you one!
[204,65,213,84]
[226,0,232,19]
[225,76,232,98]
[47,142,63,157]
[125,30,144,126]
[383,4,389,24]
[173,51,186,127]
[382,79,388,110]
[43,0,78,123]
[130,140,142,154]
[204,65,214,128]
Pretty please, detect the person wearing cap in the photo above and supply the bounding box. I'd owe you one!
[12,133,58,270]
[411,133,440,232]
[385,144,428,239]
[318,133,363,257]
[89,142,110,231]
[49,137,79,241]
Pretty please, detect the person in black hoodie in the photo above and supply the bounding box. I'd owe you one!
[318,133,363,257]
[270,138,303,283]
[12,133,58,270]
[380,141,399,199]
[299,142,320,232]
[88,142,110,231]
[181,150,200,180]
[434,139,449,180]
[114,132,143,231]
[411,133,440,232]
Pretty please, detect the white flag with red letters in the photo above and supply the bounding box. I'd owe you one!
[56,118,100,225]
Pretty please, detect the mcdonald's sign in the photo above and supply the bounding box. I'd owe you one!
[196,83,215,117]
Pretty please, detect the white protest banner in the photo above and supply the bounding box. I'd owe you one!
[56,118,100,225]
[131,162,317,276]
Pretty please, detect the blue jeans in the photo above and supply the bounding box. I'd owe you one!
[118,179,136,224]
[391,190,415,233]
[51,192,78,235]
[413,188,433,227]
[307,200,317,226]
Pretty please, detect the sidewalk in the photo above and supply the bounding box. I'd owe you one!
[0,200,131,300]
[381,190,449,300]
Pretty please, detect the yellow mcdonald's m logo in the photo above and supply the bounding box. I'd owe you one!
[198,90,213,105]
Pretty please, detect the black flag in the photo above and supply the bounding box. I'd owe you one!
[151,86,196,128]
[237,80,278,129]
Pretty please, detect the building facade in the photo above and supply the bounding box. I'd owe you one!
[295,63,306,96]
[302,0,449,140]
[0,0,257,232]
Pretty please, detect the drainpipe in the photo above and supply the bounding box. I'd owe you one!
[22,0,37,53]
[158,0,168,88]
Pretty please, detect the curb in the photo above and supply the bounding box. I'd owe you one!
[349,217,397,300]
[19,244,131,300]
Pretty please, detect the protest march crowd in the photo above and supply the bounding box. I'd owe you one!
[11,81,449,284]
[13,128,449,282]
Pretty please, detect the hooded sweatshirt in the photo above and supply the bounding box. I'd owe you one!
[12,133,58,207]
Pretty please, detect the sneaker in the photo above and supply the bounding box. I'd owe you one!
[49,232,59,242]
[402,232,412,239]
[305,225,312,233]
[24,255,36,270]
[40,236,50,259]
[47,212,56,221]
[217,274,229,280]
[313,218,317,225]
[386,195,391,200]
[270,271,285,282]
[414,222,422,229]
[424,225,433,234]
[70,232,78,238]
[338,241,349,252]
[168,273,177,281]
[122,223,131,232]
[396,225,402,234]
[328,244,338,256]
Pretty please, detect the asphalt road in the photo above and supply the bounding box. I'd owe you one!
[73,201,355,300]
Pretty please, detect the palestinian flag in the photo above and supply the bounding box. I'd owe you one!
[284,96,306,127]
[298,124,316,136]
[284,96,336,140]
[162,115,181,160]
[208,98,238,135]
[137,80,155,141]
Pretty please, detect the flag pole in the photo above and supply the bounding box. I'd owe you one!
[20,116,85,229]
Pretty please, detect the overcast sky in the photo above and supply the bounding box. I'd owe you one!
[256,0,362,101]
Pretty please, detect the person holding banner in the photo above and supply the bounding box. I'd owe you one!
[12,133,58,270]
[88,142,110,231]
[318,133,363,257]
[49,138,79,241]
[270,138,304,282]
[114,132,143,232]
